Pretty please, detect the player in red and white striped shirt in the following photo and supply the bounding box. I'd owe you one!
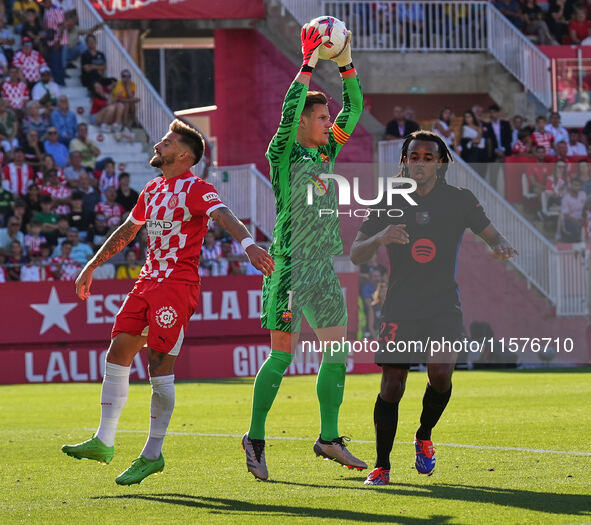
[62,119,274,486]
[2,148,34,195]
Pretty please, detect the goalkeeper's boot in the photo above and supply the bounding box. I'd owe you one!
[313,436,368,470]
[242,432,268,480]
[414,434,436,475]
[115,454,164,485]
[364,467,390,485]
[61,435,114,464]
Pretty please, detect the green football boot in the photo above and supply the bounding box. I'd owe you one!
[115,454,164,486]
[61,435,114,464]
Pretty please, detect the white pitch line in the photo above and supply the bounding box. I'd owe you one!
[90,429,591,457]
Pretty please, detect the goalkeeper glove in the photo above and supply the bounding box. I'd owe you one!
[300,23,328,72]
[331,31,354,70]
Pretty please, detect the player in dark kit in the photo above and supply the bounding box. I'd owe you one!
[350,131,517,485]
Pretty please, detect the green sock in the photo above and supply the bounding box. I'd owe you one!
[316,343,348,442]
[248,350,293,440]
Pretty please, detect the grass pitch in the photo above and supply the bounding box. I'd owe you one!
[1,369,590,524]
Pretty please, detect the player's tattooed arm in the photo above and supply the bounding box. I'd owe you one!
[478,224,519,260]
[75,216,142,300]
[350,225,409,265]
[209,207,275,276]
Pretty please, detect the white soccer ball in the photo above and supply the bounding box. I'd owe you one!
[309,16,350,60]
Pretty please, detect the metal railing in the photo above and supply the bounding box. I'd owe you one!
[378,140,588,316]
[76,0,175,144]
[207,164,276,240]
[279,1,551,107]
[487,4,551,108]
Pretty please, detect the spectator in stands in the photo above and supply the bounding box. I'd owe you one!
[43,127,68,167]
[0,252,7,282]
[487,103,512,160]
[21,9,43,53]
[13,1,40,25]
[526,145,550,199]
[5,239,27,280]
[94,186,124,228]
[69,122,100,170]
[48,239,80,280]
[78,171,100,220]
[577,160,591,195]
[116,249,141,279]
[23,218,45,253]
[63,13,101,67]
[13,36,47,88]
[22,183,40,218]
[0,15,16,63]
[85,211,109,251]
[20,250,47,281]
[115,172,138,212]
[52,226,93,264]
[460,109,487,166]
[32,65,60,108]
[43,212,67,245]
[41,168,71,214]
[567,129,586,156]
[110,69,140,131]
[217,238,244,276]
[0,216,24,251]
[384,105,419,140]
[32,193,58,233]
[560,178,587,241]
[96,158,117,198]
[81,34,112,90]
[40,0,66,86]
[583,198,591,240]
[511,115,524,146]
[67,191,90,231]
[22,128,44,170]
[0,183,14,225]
[522,0,558,44]
[1,65,29,113]
[432,106,455,151]
[0,98,20,155]
[12,198,28,231]
[89,81,123,132]
[64,150,85,187]
[495,0,525,31]
[2,147,34,195]
[532,115,554,155]
[200,230,221,276]
[22,100,49,139]
[37,152,65,187]
[50,94,76,145]
[546,112,568,151]
[512,127,533,155]
[546,0,572,44]
[568,7,591,45]
[555,140,569,162]
[543,160,568,217]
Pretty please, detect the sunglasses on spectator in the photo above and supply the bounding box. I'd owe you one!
[9,222,20,226]
[122,74,131,79]
[96,217,106,222]
[48,131,58,134]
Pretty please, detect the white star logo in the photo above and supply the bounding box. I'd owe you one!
[30,287,77,335]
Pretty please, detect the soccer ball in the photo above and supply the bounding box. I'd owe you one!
[309,16,350,60]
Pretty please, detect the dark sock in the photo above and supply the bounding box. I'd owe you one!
[416,383,452,441]
[373,394,399,470]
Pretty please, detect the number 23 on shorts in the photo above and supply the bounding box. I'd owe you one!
[379,322,398,343]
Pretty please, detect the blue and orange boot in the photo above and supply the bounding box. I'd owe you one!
[414,434,435,475]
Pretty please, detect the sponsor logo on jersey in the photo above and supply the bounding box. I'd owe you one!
[168,195,179,209]
[411,238,436,263]
[202,192,219,202]
[155,306,178,328]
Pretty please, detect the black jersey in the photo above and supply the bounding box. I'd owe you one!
[359,181,490,321]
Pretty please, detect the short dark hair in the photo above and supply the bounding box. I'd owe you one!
[399,130,453,181]
[40,194,52,204]
[62,240,73,248]
[488,103,501,112]
[169,119,204,166]
[118,172,130,181]
[302,91,328,116]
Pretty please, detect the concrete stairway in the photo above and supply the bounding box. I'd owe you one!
[63,63,159,191]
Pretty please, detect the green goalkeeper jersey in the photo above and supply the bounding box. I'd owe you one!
[266,75,363,260]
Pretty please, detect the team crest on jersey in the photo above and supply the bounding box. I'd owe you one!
[416,211,430,224]
[282,311,292,323]
[168,195,179,209]
[320,153,331,163]
[202,192,219,202]
[155,306,178,328]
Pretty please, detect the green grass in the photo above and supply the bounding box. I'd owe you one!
[1,370,590,524]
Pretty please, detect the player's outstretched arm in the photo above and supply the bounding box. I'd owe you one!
[350,225,409,265]
[75,216,143,300]
[478,224,518,260]
[209,207,275,276]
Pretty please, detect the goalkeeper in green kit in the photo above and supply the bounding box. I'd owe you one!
[242,21,367,480]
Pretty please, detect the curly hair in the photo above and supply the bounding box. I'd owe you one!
[398,130,453,181]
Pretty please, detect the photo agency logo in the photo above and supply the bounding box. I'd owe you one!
[306,174,419,217]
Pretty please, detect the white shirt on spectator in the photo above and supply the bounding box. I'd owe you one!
[545,124,569,148]
[20,264,46,282]
[93,263,115,279]
[567,142,586,156]
[31,80,61,103]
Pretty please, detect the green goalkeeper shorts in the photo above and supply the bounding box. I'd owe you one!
[261,256,348,333]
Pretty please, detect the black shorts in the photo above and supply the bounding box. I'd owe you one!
[375,309,467,368]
